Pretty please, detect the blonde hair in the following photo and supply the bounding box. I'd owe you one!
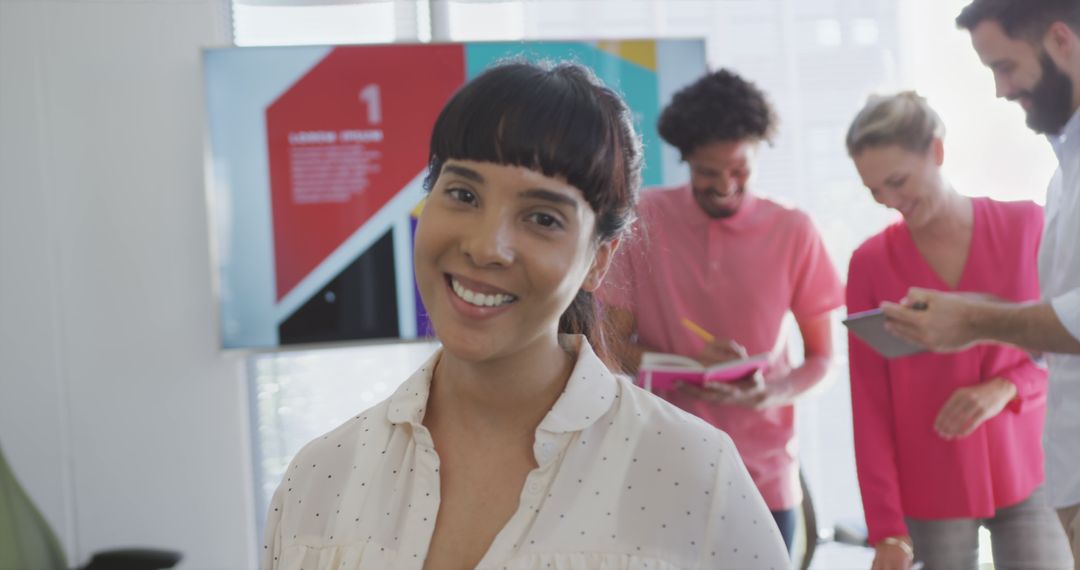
[845,91,946,156]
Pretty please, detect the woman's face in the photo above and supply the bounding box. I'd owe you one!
[413,159,616,363]
[851,142,944,226]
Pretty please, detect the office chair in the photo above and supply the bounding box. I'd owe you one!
[0,442,181,570]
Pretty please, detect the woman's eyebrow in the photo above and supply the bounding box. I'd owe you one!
[520,188,579,211]
[443,164,484,183]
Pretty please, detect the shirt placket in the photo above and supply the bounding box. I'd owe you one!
[707,222,724,282]
[474,430,569,568]
[399,423,442,570]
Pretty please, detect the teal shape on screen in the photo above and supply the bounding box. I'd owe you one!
[464,42,662,187]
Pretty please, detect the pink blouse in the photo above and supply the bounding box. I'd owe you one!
[846,197,1047,544]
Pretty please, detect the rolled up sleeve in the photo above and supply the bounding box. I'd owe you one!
[1050,287,1080,343]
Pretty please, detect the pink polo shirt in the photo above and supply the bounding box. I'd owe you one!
[599,185,843,510]
[847,198,1047,544]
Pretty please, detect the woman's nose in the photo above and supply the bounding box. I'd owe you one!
[461,214,515,267]
[879,192,901,209]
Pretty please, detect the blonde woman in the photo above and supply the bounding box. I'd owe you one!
[845,92,1072,570]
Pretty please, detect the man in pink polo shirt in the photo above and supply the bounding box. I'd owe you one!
[600,69,843,553]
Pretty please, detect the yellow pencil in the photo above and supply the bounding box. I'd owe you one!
[680,317,715,343]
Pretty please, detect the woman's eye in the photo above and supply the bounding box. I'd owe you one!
[529,212,563,229]
[447,187,477,205]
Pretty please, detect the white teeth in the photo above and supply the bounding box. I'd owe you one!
[450,278,516,308]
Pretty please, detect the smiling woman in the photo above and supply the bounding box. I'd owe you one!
[415,159,607,367]
[421,61,642,365]
[260,61,790,570]
[414,61,637,367]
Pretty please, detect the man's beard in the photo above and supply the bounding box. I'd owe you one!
[692,185,742,219]
[1018,53,1076,135]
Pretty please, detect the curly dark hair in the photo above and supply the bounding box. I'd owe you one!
[657,69,778,157]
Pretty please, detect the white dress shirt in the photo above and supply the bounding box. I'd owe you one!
[261,336,789,569]
[1040,107,1080,509]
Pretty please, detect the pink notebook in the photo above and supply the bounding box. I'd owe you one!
[636,352,769,392]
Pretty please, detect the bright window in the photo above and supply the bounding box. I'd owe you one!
[250,340,438,536]
[232,2,398,46]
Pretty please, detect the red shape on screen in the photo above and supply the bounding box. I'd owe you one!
[266,45,465,301]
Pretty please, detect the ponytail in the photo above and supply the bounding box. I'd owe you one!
[559,290,622,373]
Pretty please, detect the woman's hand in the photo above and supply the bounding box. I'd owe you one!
[871,536,914,570]
[934,377,1017,439]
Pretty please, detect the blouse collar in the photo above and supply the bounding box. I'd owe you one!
[385,335,618,435]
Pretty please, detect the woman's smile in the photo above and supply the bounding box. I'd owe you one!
[442,273,519,320]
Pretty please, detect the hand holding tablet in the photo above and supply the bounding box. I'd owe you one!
[843,307,927,358]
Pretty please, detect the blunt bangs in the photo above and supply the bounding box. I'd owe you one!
[424,62,629,226]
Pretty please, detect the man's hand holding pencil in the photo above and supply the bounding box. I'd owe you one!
[676,317,768,408]
[680,317,748,366]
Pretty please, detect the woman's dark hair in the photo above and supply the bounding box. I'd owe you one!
[424,60,643,360]
[657,68,778,158]
[956,0,1080,42]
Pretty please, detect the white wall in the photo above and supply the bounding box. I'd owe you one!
[0,1,257,568]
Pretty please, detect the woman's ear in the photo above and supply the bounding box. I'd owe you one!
[581,238,620,293]
[930,137,945,167]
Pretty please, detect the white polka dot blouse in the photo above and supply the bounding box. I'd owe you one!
[262,336,790,569]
